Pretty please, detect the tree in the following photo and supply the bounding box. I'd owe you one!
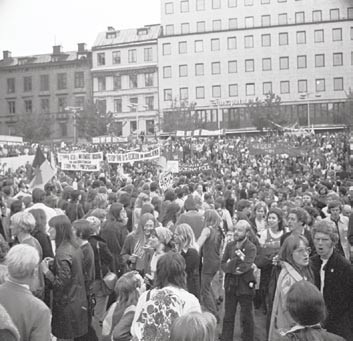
[246,92,285,131]
[341,88,353,127]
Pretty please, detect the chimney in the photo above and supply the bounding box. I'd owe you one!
[3,50,11,60]
[107,26,115,31]
[52,45,62,55]
[77,43,86,53]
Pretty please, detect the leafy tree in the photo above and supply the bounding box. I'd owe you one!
[341,88,353,127]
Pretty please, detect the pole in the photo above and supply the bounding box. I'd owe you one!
[307,100,310,127]
[73,110,77,145]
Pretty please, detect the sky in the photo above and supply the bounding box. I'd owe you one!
[0,0,161,57]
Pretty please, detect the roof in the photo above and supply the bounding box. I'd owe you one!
[93,24,160,48]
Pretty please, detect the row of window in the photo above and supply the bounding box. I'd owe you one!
[112,96,155,113]
[95,72,155,91]
[6,72,85,94]
[163,53,352,77]
[163,78,345,101]
[96,47,153,66]
[162,27,352,55]
[6,96,86,115]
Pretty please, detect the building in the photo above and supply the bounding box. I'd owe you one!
[0,44,92,140]
[158,0,353,131]
[92,24,160,137]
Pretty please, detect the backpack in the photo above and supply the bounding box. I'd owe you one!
[133,288,185,341]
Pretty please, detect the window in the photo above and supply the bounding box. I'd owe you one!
[197,21,205,32]
[128,49,137,63]
[180,87,189,100]
[295,11,305,23]
[312,10,322,22]
[165,2,174,14]
[280,81,290,94]
[180,0,189,12]
[129,97,138,111]
[278,13,287,25]
[129,74,138,88]
[351,27,353,40]
[146,120,155,134]
[211,38,220,51]
[314,29,324,43]
[212,0,221,9]
[194,40,203,52]
[280,56,289,69]
[40,75,49,91]
[297,55,307,69]
[145,72,154,87]
[164,89,172,101]
[58,97,67,112]
[74,72,84,88]
[195,63,204,76]
[278,0,287,2]
[262,34,271,46]
[130,121,137,133]
[298,79,307,93]
[228,0,237,7]
[279,32,288,45]
[330,8,340,20]
[145,96,154,110]
[181,23,190,34]
[229,18,238,29]
[333,53,343,66]
[8,101,16,114]
[196,0,205,10]
[7,78,15,93]
[262,58,272,71]
[245,17,254,28]
[245,59,254,72]
[165,25,174,35]
[179,64,188,77]
[24,100,32,113]
[228,60,237,73]
[113,75,121,90]
[244,0,253,6]
[212,85,221,98]
[229,84,238,97]
[351,51,353,65]
[75,96,84,109]
[212,62,221,74]
[296,31,306,44]
[162,43,171,55]
[114,98,122,113]
[213,20,222,30]
[97,76,106,91]
[163,66,172,78]
[97,53,105,66]
[261,0,270,3]
[96,99,107,115]
[348,7,353,19]
[112,51,121,64]
[23,76,32,92]
[261,15,271,26]
[179,41,187,54]
[263,82,272,94]
[144,48,153,62]
[315,79,325,92]
[244,35,254,48]
[333,77,343,91]
[227,37,236,49]
[315,54,325,67]
[196,86,205,99]
[57,73,67,90]
[332,28,342,41]
[246,83,255,96]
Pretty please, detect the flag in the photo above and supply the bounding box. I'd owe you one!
[29,146,56,190]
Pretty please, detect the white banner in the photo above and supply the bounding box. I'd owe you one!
[107,147,160,164]
[58,152,103,172]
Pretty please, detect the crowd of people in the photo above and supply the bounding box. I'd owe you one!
[0,131,352,341]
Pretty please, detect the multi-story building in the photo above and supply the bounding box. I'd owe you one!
[158,0,353,130]
[0,44,92,139]
[92,25,160,137]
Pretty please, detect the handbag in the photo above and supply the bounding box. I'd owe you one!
[97,242,117,295]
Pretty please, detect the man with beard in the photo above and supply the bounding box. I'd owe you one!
[220,220,257,341]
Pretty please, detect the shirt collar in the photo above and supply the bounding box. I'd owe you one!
[284,323,322,335]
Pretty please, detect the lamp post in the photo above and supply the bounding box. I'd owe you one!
[65,106,82,144]
[299,93,321,127]
[127,103,139,133]
[210,99,221,136]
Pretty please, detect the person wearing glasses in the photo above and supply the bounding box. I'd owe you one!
[268,234,314,341]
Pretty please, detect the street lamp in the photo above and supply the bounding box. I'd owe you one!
[65,106,82,144]
[299,93,321,127]
[127,103,139,132]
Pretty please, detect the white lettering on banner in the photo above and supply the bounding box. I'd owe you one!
[159,171,174,191]
[57,152,103,172]
[106,147,160,164]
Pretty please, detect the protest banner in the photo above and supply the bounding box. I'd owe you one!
[166,160,179,173]
[179,163,211,174]
[106,147,160,163]
[57,152,103,172]
[159,171,174,191]
[247,143,307,157]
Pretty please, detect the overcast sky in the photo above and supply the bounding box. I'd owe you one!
[0,0,161,56]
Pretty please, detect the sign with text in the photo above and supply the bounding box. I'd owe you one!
[106,147,160,164]
[247,143,307,157]
[58,152,103,172]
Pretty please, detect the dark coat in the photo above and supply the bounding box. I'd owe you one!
[50,242,88,339]
[281,325,346,341]
[311,250,353,340]
[88,235,113,280]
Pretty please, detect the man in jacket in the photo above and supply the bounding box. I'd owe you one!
[311,220,353,340]
[220,220,257,341]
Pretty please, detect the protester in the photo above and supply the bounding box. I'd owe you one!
[0,237,9,283]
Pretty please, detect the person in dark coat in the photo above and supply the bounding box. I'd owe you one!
[40,215,88,340]
[310,219,353,340]
[65,190,85,223]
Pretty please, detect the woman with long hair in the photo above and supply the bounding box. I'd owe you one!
[268,234,314,341]
[197,209,225,320]
[162,202,181,230]
[40,215,88,340]
[250,201,268,236]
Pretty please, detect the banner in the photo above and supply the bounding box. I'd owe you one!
[247,143,307,157]
[92,136,128,144]
[159,171,174,191]
[179,163,211,173]
[107,147,160,164]
[58,152,103,172]
[166,160,179,173]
